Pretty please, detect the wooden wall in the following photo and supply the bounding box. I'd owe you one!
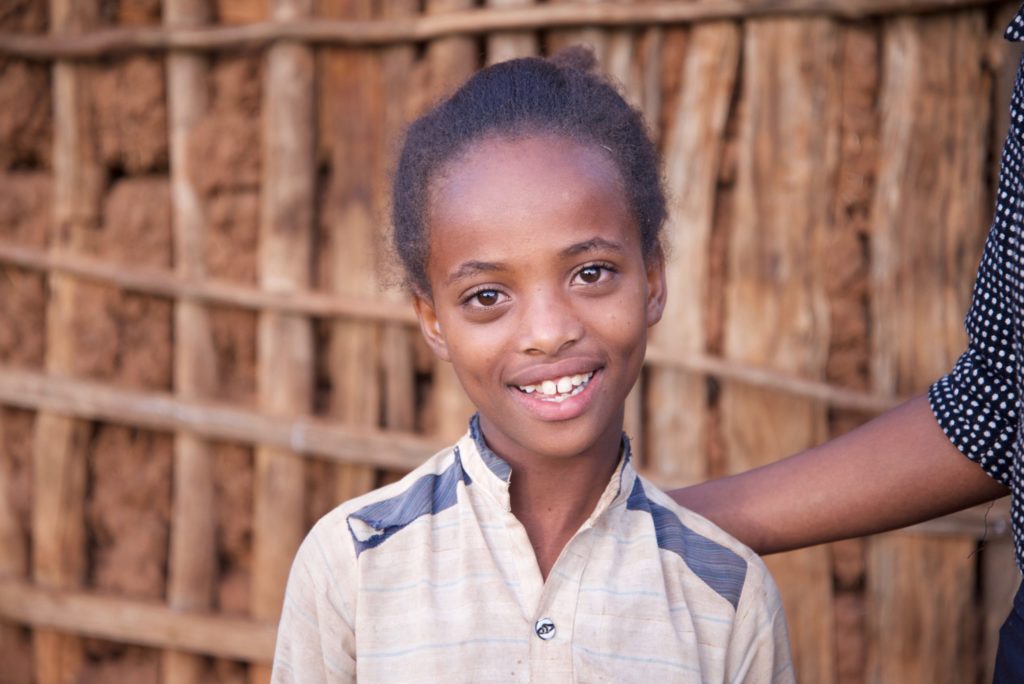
[0,1,1019,682]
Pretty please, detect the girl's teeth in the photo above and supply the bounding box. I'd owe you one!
[518,372,595,399]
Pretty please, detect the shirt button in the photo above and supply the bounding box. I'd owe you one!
[535,617,556,641]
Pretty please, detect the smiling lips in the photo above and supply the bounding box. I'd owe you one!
[516,371,595,403]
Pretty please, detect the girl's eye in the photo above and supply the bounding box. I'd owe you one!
[574,264,613,285]
[466,289,504,307]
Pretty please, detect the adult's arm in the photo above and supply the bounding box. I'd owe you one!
[669,392,1009,555]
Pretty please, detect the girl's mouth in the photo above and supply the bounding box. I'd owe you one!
[515,371,595,403]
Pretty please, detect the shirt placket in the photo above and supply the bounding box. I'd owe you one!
[527,523,598,684]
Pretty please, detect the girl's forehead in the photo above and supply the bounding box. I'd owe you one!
[424,134,640,280]
[429,134,627,221]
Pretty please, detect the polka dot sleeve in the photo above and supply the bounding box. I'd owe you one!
[928,15,1023,490]
[928,227,1019,486]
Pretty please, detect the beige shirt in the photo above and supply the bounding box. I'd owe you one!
[272,422,793,683]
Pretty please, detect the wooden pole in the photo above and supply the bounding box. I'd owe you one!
[0,579,277,663]
[648,22,739,484]
[0,410,28,678]
[250,1,315,682]
[31,1,104,682]
[547,0,608,61]
[164,1,217,683]
[721,18,839,682]
[0,0,1011,60]
[319,0,383,512]
[419,0,479,442]
[379,0,418,443]
[865,13,990,682]
[0,241,918,413]
[0,418,26,579]
[486,0,538,65]
[0,240,417,325]
[0,366,444,471]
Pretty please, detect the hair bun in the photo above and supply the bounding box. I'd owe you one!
[548,45,599,73]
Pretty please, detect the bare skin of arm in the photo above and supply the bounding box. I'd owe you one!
[669,393,1010,555]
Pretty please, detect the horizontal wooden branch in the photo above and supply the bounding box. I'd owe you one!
[0,241,900,412]
[0,365,1000,533]
[0,366,445,471]
[0,503,1005,663]
[0,0,1006,60]
[643,346,898,413]
[0,579,276,662]
[0,241,417,325]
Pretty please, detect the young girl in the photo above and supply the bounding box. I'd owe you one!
[272,49,793,683]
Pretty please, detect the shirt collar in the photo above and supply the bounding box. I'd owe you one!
[459,413,637,518]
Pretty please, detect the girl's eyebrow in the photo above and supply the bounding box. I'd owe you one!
[446,239,624,285]
[446,260,507,286]
[561,237,625,257]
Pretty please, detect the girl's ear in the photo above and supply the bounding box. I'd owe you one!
[645,251,667,327]
[413,293,451,361]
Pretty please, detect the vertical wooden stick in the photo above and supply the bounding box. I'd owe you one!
[164,1,216,683]
[379,0,418,439]
[420,0,479,442]
[865,13,989,683]
[320,0,382,504]
[0,412,28,676]
[486,0,538,65]
[32,1,104,682]
[721,18,839,682]
[613,14,661,458]
[647,23,738,483]
[547,0,608,62]
[250,0,315,681]
[0,416,25,580]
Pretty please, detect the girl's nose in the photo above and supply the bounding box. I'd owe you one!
[518,290,584,356]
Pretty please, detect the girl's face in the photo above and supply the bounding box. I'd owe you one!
[414,134,666,462]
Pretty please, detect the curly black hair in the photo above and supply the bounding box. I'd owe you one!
[391,47,666,295]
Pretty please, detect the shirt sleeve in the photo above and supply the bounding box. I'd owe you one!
[928,54,1022,486]
[271,519,358,684]
[723,559,795,684]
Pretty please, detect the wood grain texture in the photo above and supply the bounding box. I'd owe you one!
[32,1,104,681]
[721,17,839,682]
[866,535,977,683]
[379,0,418,442]
[318,0,385,507]
[983,536,1018,684]
[164,0,217,682]
[0,0,1011,60]
[419,0,480,443]
[0,411,29,681]
[251,2,315,682]
[548,0,608,61]
[865,12,991,683]
[486,0,538,65]
[0,366,447,470]
[0,579,277,663]
[648,23,739,483]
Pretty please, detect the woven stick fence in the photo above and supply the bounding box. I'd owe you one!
[0,0,1016,681]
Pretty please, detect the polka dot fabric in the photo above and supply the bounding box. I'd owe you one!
[928,9,1024,570]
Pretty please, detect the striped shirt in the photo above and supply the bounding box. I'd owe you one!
[272,418,793,683]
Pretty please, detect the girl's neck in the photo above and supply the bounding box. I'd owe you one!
[478,415,625,579]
